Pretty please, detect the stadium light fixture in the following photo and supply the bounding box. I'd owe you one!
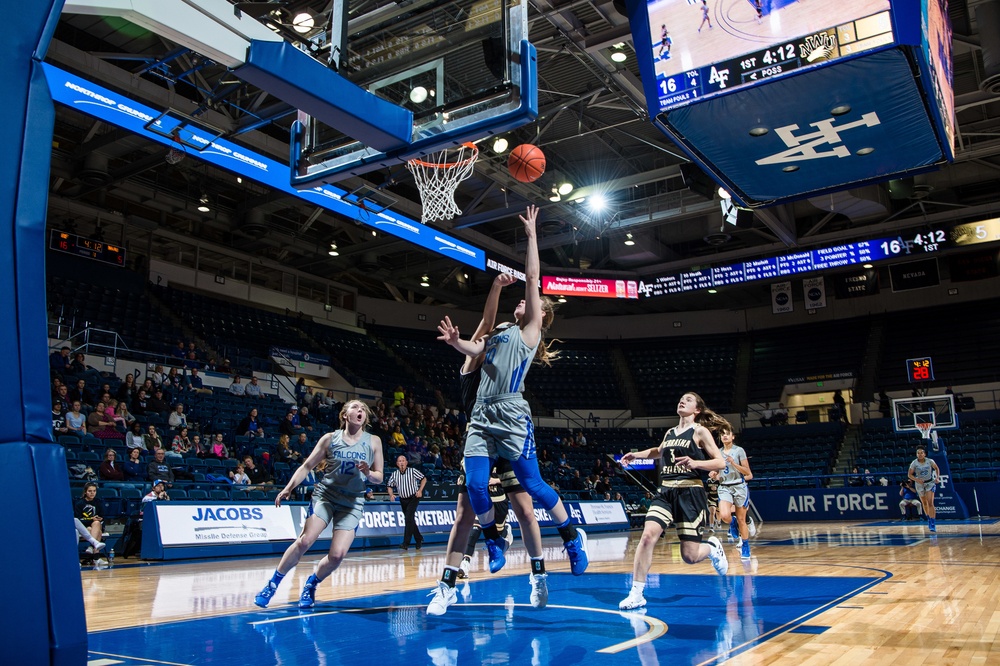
[328,243,339,256]
[492,137,509,154]
[197,194,210,212]
[624,233,635,246]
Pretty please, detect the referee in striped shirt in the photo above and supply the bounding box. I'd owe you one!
[387,455,427,550]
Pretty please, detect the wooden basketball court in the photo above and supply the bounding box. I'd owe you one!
[82,519,1000,664]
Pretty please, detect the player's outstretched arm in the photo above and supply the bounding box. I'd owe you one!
[519,205,543,347]
[437,316,486,357]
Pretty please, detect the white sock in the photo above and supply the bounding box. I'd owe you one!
[90,537,101,547]
[631,581,646,595]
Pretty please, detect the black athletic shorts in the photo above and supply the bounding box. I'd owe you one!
[456,456,524,497]
[645,486,708,542]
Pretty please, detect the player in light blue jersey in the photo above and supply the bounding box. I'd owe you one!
[711,422,754,559]
[436,205,589,580]
[908,446,940,532]
[255,400,384,608]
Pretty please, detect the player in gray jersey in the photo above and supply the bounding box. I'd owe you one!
[908,446,940,532]
[436,205,589,583]
[255,400,384,609]
[619,392,728,611]
[711,423,754,560]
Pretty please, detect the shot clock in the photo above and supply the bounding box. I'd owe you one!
[906,357,934,383]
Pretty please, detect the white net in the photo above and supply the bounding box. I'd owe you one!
[916,422,934,439]
[406,143,479,223]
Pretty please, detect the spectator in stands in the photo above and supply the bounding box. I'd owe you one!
[147,388,169,415]
[125,422,144,451]
[143,425,164,453]
[116,374,138,405]
[99,447,125,481]
[190,434,206,458]
[69,352,90,377]
[833,390,848,423]
[69,378,94,407]
[773,403,789,426]
[165,367,183,397]
[899,479,922,520]
[53,384,70,413]
[88,401,123,440]
[123,447,145,482]
[50,346,72,378]
[150,365,166,386]
[52,402,69,439]
[143,479,170,503]
[244,376,262,398]
[168,403,188,431]
[558,453,571,470]
[186,368,212,395]
[603,491,612,501]
[294,377,307,405]
[302,386,316,409]
[577,431,588,447]
[537,449,553,469]
[183,351,200,370]
[316,390,334,420]
[864,468,876,486]
[146,448,174,484]
[243,455,272,487]
[217,358,232,374]
[276,434,302,464]
[170,427,193,459]
[238,408,266,439]
[847,467,864,487]
[131,389,149,416]
[115,400,136,430]
[298,406,315,432]
[595,475,612,495]
[568,469,586,491]
[171,340,186,361]
[280,410,303,437]
[638,491,653,513]
[229,375,245,397]
[392,385,405,408]
[208,432,229,460]
[390,424,406,448]
[296,432,310,456]
[75,483,105,547]
[230,463,250,486]
[759,403,774,427]
[187,341,200,359]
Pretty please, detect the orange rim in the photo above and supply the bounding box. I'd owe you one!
[407,142,479,169]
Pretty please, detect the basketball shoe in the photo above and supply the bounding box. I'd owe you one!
[457,555,472,579]
[485,537,509,573]
[254,581,277,608]
[707,536,729,575]
[299,574,319,609]
[564,529,590,575]
[619,588,647,611]
[426,582,458,616]
[529,573,549,608]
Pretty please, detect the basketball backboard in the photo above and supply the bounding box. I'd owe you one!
[892,394,956,433]
[291,0,536,187]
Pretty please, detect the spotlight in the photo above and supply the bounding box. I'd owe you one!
[610,50,627,63]
[549,187,561,202]
[718,187,731,199]
[558,182,574,196]
[292,12,315,34]
[624,232,635,246]
[409,86,428,104]
[328,243,339,257]
[557,297,567,303]
[197,194,210,213]
[708,289,718,294]
[236,176,242,184]
[863,263,873,269]
[588,193,607,212]
[492,137,509,154]
[420,274,430,287]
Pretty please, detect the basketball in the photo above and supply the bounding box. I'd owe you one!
[508,144,546,183]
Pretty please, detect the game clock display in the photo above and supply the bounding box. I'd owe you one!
[49,230,126,267]
[906,357,934,383]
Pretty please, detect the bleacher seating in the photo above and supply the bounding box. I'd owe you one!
[623,335,739,414]
[739,423,845,488]
[526,343,627,412]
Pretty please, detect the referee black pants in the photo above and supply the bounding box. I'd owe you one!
[400,496,422,548]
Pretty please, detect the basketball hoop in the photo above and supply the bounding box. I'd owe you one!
[916,422,934,440]
[406,142,479,223]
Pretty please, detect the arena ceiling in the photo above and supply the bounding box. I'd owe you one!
[45,0,1000,318]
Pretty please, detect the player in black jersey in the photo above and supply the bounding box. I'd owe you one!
[619,392,729,611]
[427,273,549,616]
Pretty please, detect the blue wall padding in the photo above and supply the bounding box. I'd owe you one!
[237,40,413,152]
[30,444,88,666]
[2,2,87,665]
[18,64,59,444]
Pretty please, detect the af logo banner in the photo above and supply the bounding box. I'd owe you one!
[803,277,827,309]
[771,281,793,314]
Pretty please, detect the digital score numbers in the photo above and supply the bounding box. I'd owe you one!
[906,357,934,383]
[49,230,126,267]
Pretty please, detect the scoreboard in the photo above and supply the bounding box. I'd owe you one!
[647,6,895,111]
[49,230,126,267]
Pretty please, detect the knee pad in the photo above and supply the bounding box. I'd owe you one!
[511,457,559,511]
[464,456,495,516]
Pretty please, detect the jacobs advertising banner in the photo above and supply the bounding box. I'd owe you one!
[156,505,299,546]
